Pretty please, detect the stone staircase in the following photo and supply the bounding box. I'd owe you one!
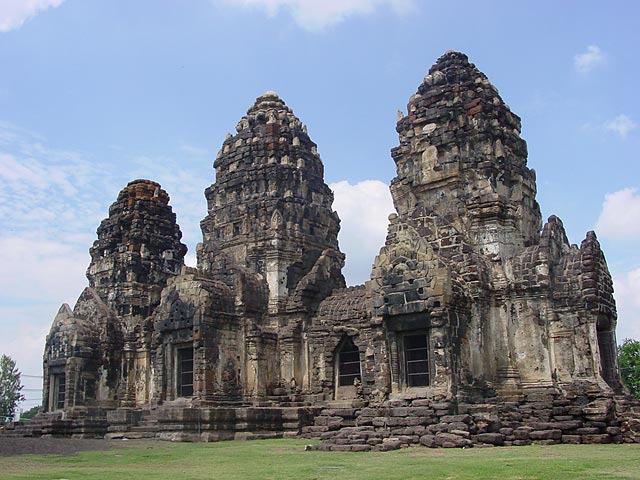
[2,409,107,438]
[103,402,322,442]
[301,400,362,437]
[106,408,159,439]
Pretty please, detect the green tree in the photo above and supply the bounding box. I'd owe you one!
[0,354,25,421]
[20,404,42,421]
[618,338,640,399]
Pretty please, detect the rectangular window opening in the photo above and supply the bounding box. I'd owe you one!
[338,340,361,387]
[404,333,430,387]
[177,347,194,397]
[54,374,66,410]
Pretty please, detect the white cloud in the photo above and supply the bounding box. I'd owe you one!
[0,235,88,391]
[184,253,198,268]
[0,122,213,387]
[0,0,65,33]
[605,114,637,139]
[574,45,605,74]
[0,235,89,303]
[0,123,212,248]
[179,143,210,157]
[0,313,51,391]
[220,0,416,31]
[595,188,640,240]
[330,180,394,285]
[614,268,640,341]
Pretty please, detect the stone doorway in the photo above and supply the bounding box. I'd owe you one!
[402,333,430,387]
[177,346,194,397]
[50,373,66,411]
[335,337,361,399]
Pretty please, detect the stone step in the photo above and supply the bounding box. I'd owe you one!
[129,425,160,433]
[137,421,159,428]
[105,431,158,440]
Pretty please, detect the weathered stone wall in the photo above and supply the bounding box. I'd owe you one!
[305,392,637,451]
[33,51,638,447]
[152,268,240,404]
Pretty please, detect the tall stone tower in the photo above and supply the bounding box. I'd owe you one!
[391,51,542,262]
[198,91,345,314]
[371,51,620,399]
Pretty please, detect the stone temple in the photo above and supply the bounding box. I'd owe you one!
[23,52,640,448]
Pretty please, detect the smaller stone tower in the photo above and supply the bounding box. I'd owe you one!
[43,179,187,412]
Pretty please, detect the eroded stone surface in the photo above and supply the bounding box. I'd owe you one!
[28,52,640,447]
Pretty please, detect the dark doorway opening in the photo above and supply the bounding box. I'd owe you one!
[404,333,430,387]
[51,373,66,410]
[337,338,361,387]
[177,347,194,397]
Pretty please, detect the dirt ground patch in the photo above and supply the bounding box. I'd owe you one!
[0,436,152,457]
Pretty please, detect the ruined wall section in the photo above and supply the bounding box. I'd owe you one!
[308,286,377,399]
[510,218,620,392]
[198,92,345,315]
[368,217,470,399]
[43,305,101,411]
[70,288,124,406]
[151,268,249,404]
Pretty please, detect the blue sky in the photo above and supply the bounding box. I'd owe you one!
[0,0,638,409]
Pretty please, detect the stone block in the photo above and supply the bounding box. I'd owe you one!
[440,414,471,424]
[350,444,370,452]
[529,430,562,441]
[606,427,621,436]
[435,432,473,448]
[581,434,611,444]
[512,440,531,446]
[331,445,354,451]
[476,433,504,445]
[561,435,581,444]
[582,407,609,416]
[446,422,469,432]
[575,427,601,435]
[419,434,436,448]
[380,440,402,451]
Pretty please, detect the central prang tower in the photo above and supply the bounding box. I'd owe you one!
[198,91,345,314]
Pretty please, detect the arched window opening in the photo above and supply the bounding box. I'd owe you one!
[337,338,361,387]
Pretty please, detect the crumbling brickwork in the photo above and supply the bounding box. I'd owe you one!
[24,51,639,447]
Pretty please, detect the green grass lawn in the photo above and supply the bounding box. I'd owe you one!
[1,439,639,480]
